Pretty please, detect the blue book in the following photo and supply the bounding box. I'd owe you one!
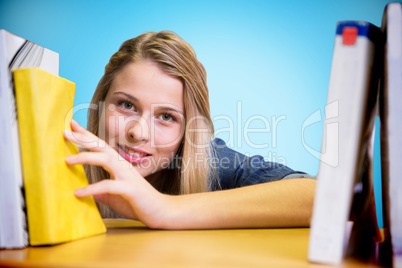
[380,3,402,268]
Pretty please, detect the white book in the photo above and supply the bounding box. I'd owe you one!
[0,29,59,249]
[308,21,382,265]
[380,3,402,268]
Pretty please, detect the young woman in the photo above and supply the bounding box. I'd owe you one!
[64,30,316,229]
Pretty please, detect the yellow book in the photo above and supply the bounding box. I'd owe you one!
[13,68,106,246]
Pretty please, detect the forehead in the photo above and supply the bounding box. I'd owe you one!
[108,61,184,110]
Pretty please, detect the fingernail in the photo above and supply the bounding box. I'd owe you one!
[65,155,75,163]
[71,119,81,128]
[63,130,72,140]
[74,188,85,196]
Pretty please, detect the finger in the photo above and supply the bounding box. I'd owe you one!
[66,151,110,165]
[75,183,138,220]
[70,119,86,133]
[70,119,106,144]
[74,180,131,198]
[92,193,138,220]
[64,129,111,152]
[92,193,110,205]
[66,120,118,156]
[66,151,127,176]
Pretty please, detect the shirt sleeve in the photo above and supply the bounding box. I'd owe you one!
[209,138,314,191]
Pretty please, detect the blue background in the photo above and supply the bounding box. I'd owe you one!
[0,0,393,228]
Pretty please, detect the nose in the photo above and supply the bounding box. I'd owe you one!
[126,115,150,144]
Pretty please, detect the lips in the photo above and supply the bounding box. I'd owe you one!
[117,144,152,164]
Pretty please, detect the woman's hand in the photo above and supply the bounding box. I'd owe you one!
[63,119,315,230]
[63,119,170,228]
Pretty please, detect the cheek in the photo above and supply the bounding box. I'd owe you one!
[153,124,183,148]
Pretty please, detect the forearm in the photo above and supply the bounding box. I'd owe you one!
[157,178,316,230]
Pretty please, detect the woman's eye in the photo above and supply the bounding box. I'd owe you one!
[160,113,175,122]
[121,101,134,110]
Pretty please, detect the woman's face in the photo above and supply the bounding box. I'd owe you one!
[100,61,185,178]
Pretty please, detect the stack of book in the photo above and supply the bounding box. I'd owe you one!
[0,29,105,249]
[308,2,401,267]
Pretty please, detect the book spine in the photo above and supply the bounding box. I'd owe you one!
[0,30,28,249]
[308,21,382,265]
[380,3,402,267]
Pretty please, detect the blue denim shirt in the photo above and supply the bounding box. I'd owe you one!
[210,138,311,191]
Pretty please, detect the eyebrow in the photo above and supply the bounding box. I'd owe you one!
[113,91,184,115]
[113,91,138,101]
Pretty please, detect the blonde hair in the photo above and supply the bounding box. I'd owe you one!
[86,31,216,218]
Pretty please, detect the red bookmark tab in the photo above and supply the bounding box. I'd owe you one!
[342,27,358,45]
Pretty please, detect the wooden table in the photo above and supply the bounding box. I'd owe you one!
[0,219,382,267]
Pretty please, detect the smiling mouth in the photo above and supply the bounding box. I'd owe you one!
[117,144,152,164]
[118,144,150,157]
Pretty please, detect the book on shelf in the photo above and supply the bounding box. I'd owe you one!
[0,29,59,249]
[379,2,402,268]
[308,21,383,265]
[13,68,106,246]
